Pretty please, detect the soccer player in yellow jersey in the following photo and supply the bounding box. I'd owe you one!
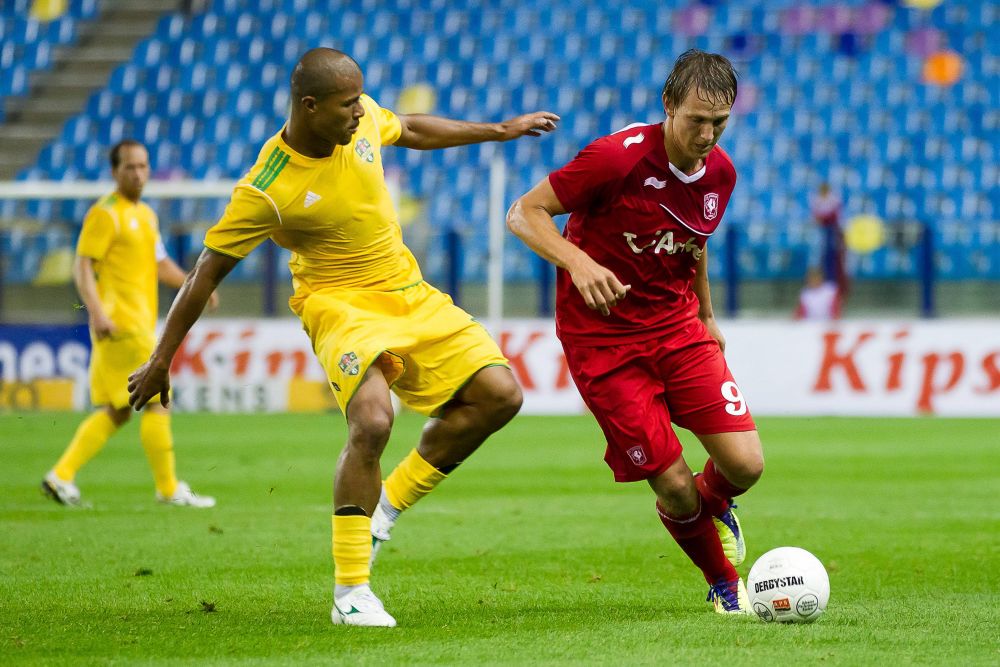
[128,48,558,627]
[42,140,218,509]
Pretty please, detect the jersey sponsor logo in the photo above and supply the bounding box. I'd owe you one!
[622,131,645,149]
[355,137,374,163]
[303,191,322,208]
[338,351,361,376]
[626,445,647,465]
[129,218,139,229]
[622,230,704,260]
[704,192,719,220]
[643,176,666,189]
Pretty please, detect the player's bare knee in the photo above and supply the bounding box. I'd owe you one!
[477,370,522,424]
[728,454,764,489]
[656,488,699,518]
[347,402,394,456]
[492,380,523,423]
[746,455,765,487]
[650,467,697,512]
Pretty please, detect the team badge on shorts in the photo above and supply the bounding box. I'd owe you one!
[355,138,374,163]
[338,351,361,376]
[704,192,719,220]
[626,445,647,465]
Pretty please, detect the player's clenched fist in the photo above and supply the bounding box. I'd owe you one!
[128,359,171,410]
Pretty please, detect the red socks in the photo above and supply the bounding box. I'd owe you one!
[696,459,747,517]
[656,500,737,584]
[656,461,749,584]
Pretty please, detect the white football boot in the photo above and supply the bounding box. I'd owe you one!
[369,502,397,567]
[156,481,216,508]
[331,585,397,627]
[41,471,83,506]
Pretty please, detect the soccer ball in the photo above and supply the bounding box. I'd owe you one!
[747,547,829,623]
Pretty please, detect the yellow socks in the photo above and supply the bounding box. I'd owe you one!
[53,410,118,481]
[333,515,371,586]
[333,451,449,590]
[140,411,178,498]
[382,449,448,511]
[53,409,179,499]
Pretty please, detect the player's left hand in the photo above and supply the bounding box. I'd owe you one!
[499,111,560,139]
[128,357,171,410]
[703,316,726,353]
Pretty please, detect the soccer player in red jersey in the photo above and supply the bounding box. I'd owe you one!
[507,50,762,614]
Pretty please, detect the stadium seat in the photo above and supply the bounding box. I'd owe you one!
[7,0,997,284]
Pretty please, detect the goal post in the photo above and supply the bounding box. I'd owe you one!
[486,156,507,334]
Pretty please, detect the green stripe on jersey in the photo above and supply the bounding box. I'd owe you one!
[251,147,282,189]
[256,151,290,191]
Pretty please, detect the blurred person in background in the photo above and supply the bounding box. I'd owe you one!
[127,48,559,628]
[508,49,762,615]
[811,181,850,296]
[41,140,218,509]
[795,266,842,321]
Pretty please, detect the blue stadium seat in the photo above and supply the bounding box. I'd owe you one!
[8,0,997,284]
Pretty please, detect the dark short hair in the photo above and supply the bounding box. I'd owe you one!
[662,49,738,109]
[290,47,361,100]
[109,139,145,169]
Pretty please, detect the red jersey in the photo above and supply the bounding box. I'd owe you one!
[548,122,737,346]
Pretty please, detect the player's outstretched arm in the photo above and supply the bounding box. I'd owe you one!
[394,111,559,150]
[508,178,629,316]
[128,248,238,409]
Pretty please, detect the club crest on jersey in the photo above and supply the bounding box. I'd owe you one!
[627,446,647,465]
[354,137,374,163]
[704,193,719,220]
[338,351,360,376]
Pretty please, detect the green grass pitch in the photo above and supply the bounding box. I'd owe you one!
[2,412,998,665]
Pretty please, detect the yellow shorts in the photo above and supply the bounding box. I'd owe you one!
[296,281,508,416]
[89,331,160,409]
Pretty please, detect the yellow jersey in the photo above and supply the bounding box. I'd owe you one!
[204,95,421,311]
[76,192,164,334]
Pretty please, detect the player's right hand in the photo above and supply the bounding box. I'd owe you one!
[89,312,117,340]
[568,256,631,316]
[128,358,171,410]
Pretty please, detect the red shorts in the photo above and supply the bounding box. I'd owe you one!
[563,323,756,482]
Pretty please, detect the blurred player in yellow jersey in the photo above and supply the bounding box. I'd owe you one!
[42,140,218,509]
[127,48,559,627]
